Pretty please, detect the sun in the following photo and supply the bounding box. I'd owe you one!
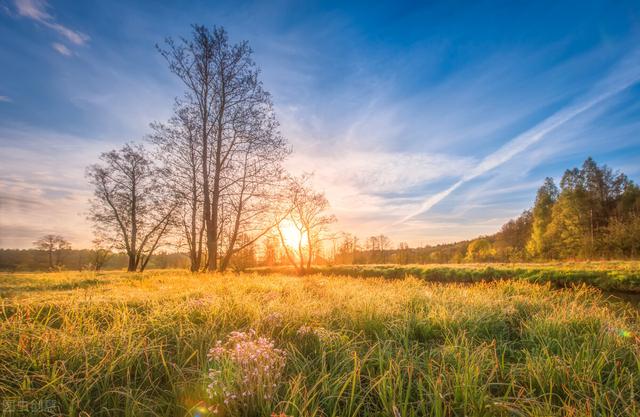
[279,219,305,248]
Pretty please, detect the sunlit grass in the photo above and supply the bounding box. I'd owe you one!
[1,269,640,416]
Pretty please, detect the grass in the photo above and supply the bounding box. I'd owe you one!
[252,261,640,293]
[1,269,640,416]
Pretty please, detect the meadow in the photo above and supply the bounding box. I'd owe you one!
[2,268,640,416]
[254,261,640,293]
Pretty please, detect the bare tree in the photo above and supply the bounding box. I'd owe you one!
[216,104,289,271]
[33,234,71,270]
[364,234,391,263]
[87,144,177,272]
[336,233,357,264]
[149,104,205,272]
[276,177,336,274]
[159,25,289,272]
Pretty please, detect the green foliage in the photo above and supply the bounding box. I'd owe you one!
[465,239,494,262]
[543,158,638,259]
[0,249,190,272]
[526,177,558,258]
[2,270,640,416]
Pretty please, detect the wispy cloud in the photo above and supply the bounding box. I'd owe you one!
[0,125,121,248]
[0,95,11,102]
[13,0,89,45]
[51,42,71,56]
[396,49,640,224]
[285,149,476,243]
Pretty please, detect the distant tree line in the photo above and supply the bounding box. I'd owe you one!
[334,157,640,264]
[0,248,190,272]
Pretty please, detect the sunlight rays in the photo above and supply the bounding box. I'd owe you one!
[278,219,306,249]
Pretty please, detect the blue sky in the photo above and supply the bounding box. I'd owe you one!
[1,0,639,248]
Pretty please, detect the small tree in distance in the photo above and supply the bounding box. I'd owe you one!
[33,234,71,270]
[90,238,112,271]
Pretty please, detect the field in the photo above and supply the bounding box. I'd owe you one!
[254,261,640,293]
[2,269,640,416]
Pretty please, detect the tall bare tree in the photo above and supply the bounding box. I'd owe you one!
[159,25,289,272]
[33,234,71,270]
[87,144,177,272]
[216,102,288,271]
[150,104,205,272]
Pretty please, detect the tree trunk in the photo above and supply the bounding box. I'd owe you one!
[127,252,136,272]
[207,77,226,272]
[306,231,312,272]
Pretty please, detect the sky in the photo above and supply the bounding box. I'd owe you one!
[1,0,640,249]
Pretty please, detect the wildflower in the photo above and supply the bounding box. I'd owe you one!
[206,329,286,414]
[296,325,313,336]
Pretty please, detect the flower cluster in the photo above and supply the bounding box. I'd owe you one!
[296,325,314,337]
[207,329,286,415]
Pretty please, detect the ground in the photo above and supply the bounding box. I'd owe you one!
[1,269,640,416]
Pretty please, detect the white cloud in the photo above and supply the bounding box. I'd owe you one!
[14,0,89,45]
[0,96,11,102]
[52,42,71,56]
[288,150,475,193]
[13,0,49,20]
[397,49,640,224]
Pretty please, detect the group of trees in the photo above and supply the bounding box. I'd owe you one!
[4,233,112,271]
[33,234,71,270]
[526,157,640,259]
[86,25,334,273]
[462,158,640,261]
